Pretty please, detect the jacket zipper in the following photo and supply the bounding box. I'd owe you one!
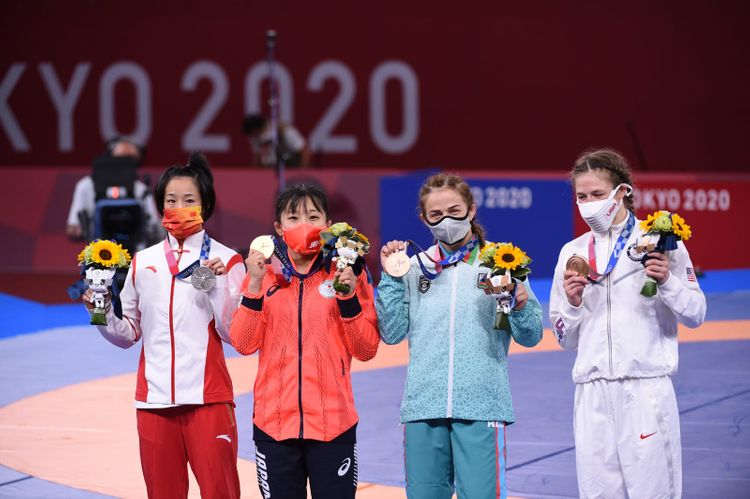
[606,231,613,377]
[297,280,304,439]
[168,241,182,404]
[446,267,458,418]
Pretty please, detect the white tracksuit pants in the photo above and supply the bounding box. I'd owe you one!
[574,376,682,499]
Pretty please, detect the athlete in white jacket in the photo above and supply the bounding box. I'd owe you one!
[84,153,244,499]
[549,149,706,499]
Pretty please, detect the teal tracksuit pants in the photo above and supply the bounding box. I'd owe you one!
[404,419,508,499]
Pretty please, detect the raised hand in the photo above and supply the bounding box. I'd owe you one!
[563,270,588,307]
[245,249,267,294]
[644,251,670,285]
[513,282,529,311]
[380,240,407,269]
[334,266,357,298]
[204,257,226,275]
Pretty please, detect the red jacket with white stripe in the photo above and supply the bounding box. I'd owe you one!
[96,230,245,405]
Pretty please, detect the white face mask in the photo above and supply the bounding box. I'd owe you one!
[577,183,632,233]
[426,214,472,246]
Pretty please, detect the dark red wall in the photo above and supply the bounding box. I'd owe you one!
[1,1,749,171]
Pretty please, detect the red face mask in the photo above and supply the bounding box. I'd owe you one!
[282,223,323,255]
[162,206,204,240]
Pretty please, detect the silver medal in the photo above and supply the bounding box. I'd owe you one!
[191,266,216,292]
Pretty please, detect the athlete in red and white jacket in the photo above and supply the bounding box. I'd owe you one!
[84,153,244,499]
[98,228,244,405]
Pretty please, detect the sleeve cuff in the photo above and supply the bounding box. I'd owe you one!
[657,272,678,292]
[213,274,228,288]
[337,294,362,318]
[562,299,584,321]
[380,272,403,283]
[241,295,263,311]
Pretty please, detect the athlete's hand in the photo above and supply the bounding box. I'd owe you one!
[563,270,588,307]
[334,266,357,298]
[245,249,266,294]
[513,282,528,311]
[82,288,111,311]
[380,240,407,269]
[644,251,670,285]
[204,257,226,276]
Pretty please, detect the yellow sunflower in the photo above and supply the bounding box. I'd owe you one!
[671,213,692,241]
[639,212,658,233]
[479,242,497,263]
[89,240,126,267]
[493,243,526,271]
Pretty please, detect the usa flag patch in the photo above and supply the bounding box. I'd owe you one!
[553,317,566,341]
[686,267,697,282]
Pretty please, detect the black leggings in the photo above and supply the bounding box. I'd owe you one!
[253,424,358,499]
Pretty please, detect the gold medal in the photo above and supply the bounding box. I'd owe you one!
[384,251,411,277]
[250,235,275,259]
[566,255,589,277]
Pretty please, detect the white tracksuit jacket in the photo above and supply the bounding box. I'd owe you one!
[549,215,706,383]
[97,230,245,405]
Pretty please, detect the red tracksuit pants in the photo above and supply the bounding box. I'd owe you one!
[136,403,241,499]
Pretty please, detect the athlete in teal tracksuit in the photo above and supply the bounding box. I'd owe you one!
[376,173,543,499]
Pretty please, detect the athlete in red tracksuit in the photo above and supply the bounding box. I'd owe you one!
[230,184,380,499]
[84,153,244,498]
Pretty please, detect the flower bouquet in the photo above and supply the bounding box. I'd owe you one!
[320,222,370,294]
[478,242,531,330]
[635,210,691,297]
[77,239,131,325]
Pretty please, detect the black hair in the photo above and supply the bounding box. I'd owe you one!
[274,184,329,223]
[243,114,267,136]
[154,151,216,220]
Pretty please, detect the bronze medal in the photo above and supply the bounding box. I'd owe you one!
[384,251,410,277]
[566,255,589,277]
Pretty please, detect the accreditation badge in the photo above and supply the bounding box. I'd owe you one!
[319,279,336,298]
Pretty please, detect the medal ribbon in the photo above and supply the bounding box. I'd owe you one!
[588,212,635,281]
[272,235,327,283]
[163,232,211,280]
[409,237,477,280]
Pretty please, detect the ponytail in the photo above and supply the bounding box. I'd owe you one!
[155,151,217,221]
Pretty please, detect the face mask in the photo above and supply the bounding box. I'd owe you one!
[162,206,203,239]
[577,184,632,233]
[426,214,472,246]
[282,223,323,255]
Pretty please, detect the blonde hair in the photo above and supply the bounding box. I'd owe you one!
[418,173,486,247]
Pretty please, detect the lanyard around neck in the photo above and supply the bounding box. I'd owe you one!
[163,232,211,279]
[412,237,477,280]
[588,212,635,281]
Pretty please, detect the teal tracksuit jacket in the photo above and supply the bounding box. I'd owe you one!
[376,244,543,424]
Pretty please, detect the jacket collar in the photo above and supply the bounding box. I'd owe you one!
[166,229,206,254]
